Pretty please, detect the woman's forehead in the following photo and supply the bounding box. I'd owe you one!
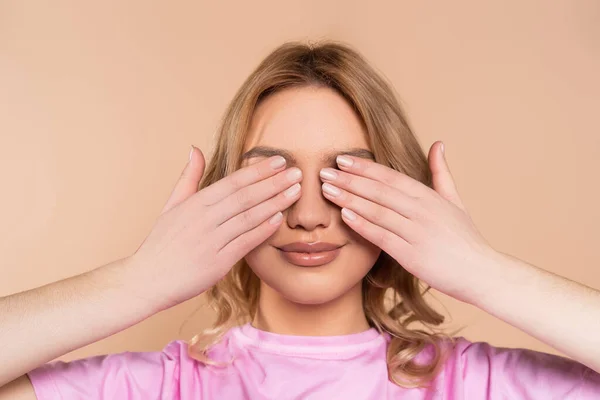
[244,87,369,152]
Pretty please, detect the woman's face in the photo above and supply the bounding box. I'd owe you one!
[241,86,382,305]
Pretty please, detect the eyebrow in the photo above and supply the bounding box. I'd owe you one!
[240,146,375,166]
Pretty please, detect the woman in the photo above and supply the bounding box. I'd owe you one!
[1,41,600,399]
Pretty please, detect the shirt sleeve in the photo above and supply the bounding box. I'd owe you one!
[450,336,600,399]
[26,340,190,400]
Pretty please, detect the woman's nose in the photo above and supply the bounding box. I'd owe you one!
[284,168,333,231]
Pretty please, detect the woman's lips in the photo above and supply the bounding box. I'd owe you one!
[277,247,343,267]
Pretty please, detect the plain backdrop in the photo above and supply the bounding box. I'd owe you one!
[1,0,599,363]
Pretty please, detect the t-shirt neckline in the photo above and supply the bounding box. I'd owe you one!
[231,323,385,359]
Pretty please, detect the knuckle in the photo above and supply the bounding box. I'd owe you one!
[237,233,251,252]
[358,162,371,176]
[342,173,353,186]
[372,205,385,224]
[228,175,243,193]
[381,173,397,188]
[373,184,388,203]
[228,168,244,188]
[272,172,283,190]
[343,191,354,206]
[231,164,261,190]
[412,202,428,222]
[240,209,255,227]
[235,189,253,209]
[252,165,263,181]
[196,187,214,207]
[378,230,390,249]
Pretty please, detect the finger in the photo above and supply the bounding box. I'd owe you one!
[216,181,300,250]
[428,141,466,211]
[200,155,287,206]
[212,166,303,226]
[339,206,411,264]
[161,146,205,214]
[336,155,432,199]
[321,182,416,244]
[320,167,420,220]
[216,183,301,258]
[215,211,284,270]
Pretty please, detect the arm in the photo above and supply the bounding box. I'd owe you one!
[0,256,161,388]
[0,148,297,395]
[471,250,600,374]
[322,146,600,375]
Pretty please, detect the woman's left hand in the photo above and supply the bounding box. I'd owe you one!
[319,141,501,305]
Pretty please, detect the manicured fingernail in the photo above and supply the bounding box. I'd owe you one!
[270,156,286,169]
[336,155,353,168]
[322,182,341,196]
[319,168,337,180]
[269,211,283,224]
[286,167,302,181]
[341,208,357,220]
[284,183,301,197]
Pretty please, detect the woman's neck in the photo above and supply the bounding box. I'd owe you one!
[251,280,370,336]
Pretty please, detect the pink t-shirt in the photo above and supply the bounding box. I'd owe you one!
[27,323,600,399]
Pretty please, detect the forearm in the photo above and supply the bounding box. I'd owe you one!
[0,256,159,387]
[472,250,600,373]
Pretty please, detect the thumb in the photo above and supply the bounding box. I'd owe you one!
[429,141,466,211]
[160,146,206,214]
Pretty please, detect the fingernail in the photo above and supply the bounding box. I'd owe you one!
[336,155,353,168]
[286,168,302,181]
[269,211,283,224]
[441,142,445,155]
[322,182,341,196]
[189,146,194,162]
[341,208,357,220]
[319,168,338,180]
[284,183,301,197]
[270,156,286,169]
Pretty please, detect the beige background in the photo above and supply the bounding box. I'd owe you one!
[1,0,599,363]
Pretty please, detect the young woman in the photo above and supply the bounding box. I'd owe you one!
[1,41,600,399]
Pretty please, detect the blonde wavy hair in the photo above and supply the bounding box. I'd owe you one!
[185,40,463,389]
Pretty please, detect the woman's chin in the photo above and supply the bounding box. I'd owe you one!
[278,289,343,305]
[265,277,355,305]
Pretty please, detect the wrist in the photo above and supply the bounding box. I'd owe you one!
[462,248,514,308]
[92,256,166,319]
[118,253,180,315]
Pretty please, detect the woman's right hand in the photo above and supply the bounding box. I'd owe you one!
[128,146,302,312]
